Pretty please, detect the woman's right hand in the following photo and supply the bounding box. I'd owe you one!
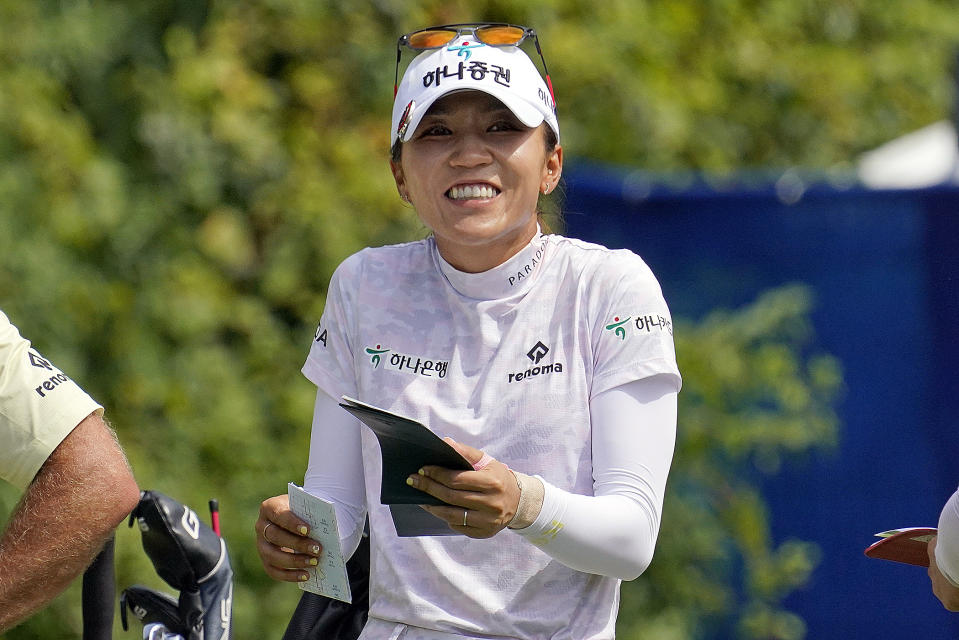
[255,494,323,583]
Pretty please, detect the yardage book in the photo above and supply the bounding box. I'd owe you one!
[287,483,352,603]
[863,527,937,567]
[339,396,473,536]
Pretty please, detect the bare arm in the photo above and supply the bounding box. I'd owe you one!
[0,411,140,632]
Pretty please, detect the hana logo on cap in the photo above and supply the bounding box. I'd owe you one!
[391,36,559,146]
[446,39,484,59]
[396,100,415,139]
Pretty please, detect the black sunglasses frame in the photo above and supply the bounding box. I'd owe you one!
[393,22,554,104]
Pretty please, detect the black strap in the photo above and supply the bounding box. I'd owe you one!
[281,531,370,640]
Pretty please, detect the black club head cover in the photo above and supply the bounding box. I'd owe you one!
[120,585,186,635]
[127,490,234,640]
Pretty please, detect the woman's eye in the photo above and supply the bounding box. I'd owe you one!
[419,124,450,137]
[489,120,519,132]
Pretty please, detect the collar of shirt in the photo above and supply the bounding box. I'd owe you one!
[432,229,547,301]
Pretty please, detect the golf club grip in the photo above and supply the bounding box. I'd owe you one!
[82,534,116,640]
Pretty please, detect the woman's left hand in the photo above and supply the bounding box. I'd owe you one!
[409,439,521,539]
[928,535,959,611]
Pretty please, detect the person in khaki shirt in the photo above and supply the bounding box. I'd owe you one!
[0,310,139,632]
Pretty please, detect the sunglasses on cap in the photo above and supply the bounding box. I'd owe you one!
[394,22,554,103]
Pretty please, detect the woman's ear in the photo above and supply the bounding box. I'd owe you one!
[544,144,563,192]
[390,159,410,203]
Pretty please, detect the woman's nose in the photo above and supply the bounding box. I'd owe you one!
[448,134,492,167]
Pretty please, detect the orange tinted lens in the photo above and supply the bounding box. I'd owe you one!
[408,29,457,49]
[476,26,525,45]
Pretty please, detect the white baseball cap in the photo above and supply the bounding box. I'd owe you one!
[391,34,560,146]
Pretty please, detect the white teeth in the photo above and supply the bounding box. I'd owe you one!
[447,184,498,200]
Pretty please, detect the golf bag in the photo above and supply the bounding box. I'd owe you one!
[281,526,370,640]
[120,490,233,640]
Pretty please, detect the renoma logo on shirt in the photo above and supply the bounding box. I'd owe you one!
[527,341,549,364]
[365,344,449,379]
[29,352,53,370]
[508,341,564,383]
[29,349,71,398]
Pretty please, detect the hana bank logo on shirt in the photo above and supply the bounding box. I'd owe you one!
[604,316,630,340]
[604,313,674,341]
[365,344,389,368]
[364,344,449,379]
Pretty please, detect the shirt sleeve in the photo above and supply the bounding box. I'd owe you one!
[301,253,362,401]
[590,250,681,398]
[513,374,677,579]
[0,310,103,490]
[303,388,368,560]
[936,486,959,587]
[299,254,368,558]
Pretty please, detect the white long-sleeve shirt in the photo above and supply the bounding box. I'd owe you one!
[302,232,681,639]
[306,375,677,580]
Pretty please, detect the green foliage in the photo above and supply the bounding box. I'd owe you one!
[1,0,933,636]
[618,286,841,639]
[545,0,959,170]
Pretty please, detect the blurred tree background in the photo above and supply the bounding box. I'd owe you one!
[0,0,955,637]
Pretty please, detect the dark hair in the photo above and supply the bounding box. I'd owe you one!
[543,125,558,155]
[537,125,562,233]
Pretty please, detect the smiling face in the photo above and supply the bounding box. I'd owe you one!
[390,91,562,273]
